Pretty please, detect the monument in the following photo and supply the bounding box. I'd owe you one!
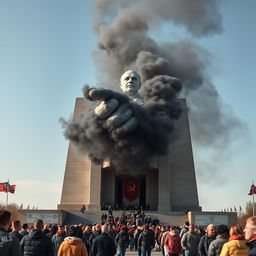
[58,71,201,213]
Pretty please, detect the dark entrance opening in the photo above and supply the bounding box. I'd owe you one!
[115,175,146,209]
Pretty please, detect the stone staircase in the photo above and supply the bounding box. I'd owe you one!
[63,210,188,225]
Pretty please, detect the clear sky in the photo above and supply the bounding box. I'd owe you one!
[0,0,255,212]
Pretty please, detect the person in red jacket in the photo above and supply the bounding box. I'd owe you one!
[164,226,181,256]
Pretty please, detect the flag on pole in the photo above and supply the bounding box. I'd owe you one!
[248,184,256,195]
[0,182,16,193]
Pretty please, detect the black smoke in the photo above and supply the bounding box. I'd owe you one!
[62,0,245,175]
[61,76,182,170]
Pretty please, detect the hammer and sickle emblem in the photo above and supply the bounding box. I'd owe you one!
[128,181,136,192]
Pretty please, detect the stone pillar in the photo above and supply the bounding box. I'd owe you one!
[157,148,171,211]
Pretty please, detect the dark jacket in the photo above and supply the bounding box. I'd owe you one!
[115,231,130,247]
[198,234,216,256]
[138,230,155,248]
[89,231,100,247]
[0,227,22,256]
[92,232,116,256]
[246,239,256,256]
[9,230,24,241]
[20,229,54,256]
[208,235,228,256]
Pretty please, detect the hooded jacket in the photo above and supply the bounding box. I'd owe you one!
[20,229,53,256]
[220,235,248,256]
[246,236,256,256]
[57,236,88,256]
[0,227,21,256]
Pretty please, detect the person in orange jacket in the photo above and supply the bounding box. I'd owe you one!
[58,226,88,256]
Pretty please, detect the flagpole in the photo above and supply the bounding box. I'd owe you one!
[253,192,255,217]
[6,179,9,210]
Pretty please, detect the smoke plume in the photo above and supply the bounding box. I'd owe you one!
[62,0,245,173]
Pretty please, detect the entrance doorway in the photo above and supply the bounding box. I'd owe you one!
[115,175,146,209]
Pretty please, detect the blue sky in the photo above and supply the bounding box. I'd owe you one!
[0,0,255,211]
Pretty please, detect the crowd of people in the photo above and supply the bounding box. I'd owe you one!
[1,209,256,256]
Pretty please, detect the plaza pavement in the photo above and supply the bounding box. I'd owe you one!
[125,249,162,255]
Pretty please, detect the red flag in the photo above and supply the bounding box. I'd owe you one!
[123,179,140,202]
[248,184,256,195]
[0,183,6,192]
[0,182,16,193]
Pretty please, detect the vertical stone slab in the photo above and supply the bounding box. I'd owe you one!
[157,149,171,211]
[169,99,200,211]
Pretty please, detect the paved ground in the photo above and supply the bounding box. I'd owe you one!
[125,249,162,255]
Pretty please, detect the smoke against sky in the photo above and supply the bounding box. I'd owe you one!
[87,0,246,180]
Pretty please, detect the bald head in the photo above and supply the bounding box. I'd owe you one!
[120,70,141,96]
[101,224,109,233]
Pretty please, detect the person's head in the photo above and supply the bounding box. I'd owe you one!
[68,226,79,237]
[207,224,216,237]
[50,225,58,235]
[0,210,11,230]
[229,224,243,237]
[58,224,65,234]
[144,224,149,231]
[189,224,195,232]
[95,224,101,232]
[120,70,141,96]
[22,223,29,230]
[244,216,256,240]
[33,219,44,231]
[43,223,49,230]
[101,224,108,233]
[216,225,229,237]
[185,221,190,227]
[11,220,21,231]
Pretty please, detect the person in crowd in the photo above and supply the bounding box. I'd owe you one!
[220,224,248,256]
[57,226,88,256]
[89,224,101,256]
[43,224,51,235]
[244,216,256,256]
[208,225,229,256]
[134,225,144,254]
[115,226,130,256]
[82,225,92,254]
[92,224,116,256]
[19,223,29,236]
[52,224,66,256]
[128,224,136,251]
[160,225,169,256]
[20,218,53,256]
[138,224,155,256]
[198,224,216,256]
[180,222,190,238]
[181,224,201,256]
[164,226,181,256]
[0,209,21,256]
[47,225,58,239]
[9,219,23,241]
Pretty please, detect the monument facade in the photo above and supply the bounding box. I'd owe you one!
[58,97,201,212]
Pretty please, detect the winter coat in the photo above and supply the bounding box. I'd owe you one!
[9,230,24,241]
[92,232,116,256]
[57,236,88,256]
[220,235,248,256]
[52,233,66,256]
[164,233,181,254]
[138,230,155,248]
[20,229,53,256]
[0,227,21,256]
[115,231,130,247]
[246,237,256,256]
[208,235,228,256]
[198,234,216,256]
[181,231,201,256]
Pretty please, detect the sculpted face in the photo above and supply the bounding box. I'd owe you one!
[120,70,141,96]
